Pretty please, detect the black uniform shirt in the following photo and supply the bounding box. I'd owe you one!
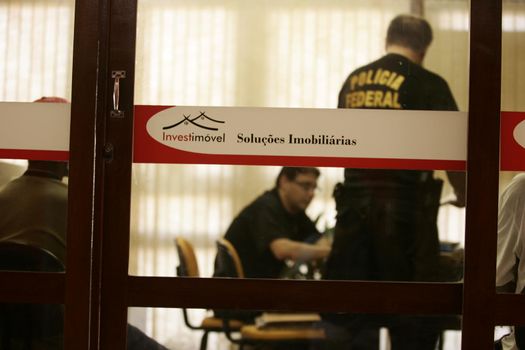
[338,53,458,188]
[217,189,320,279]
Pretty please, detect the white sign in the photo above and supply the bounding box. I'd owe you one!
[0,102,70,155]
[140,106,467,165]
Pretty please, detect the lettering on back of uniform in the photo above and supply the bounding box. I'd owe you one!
[345,69,405,109]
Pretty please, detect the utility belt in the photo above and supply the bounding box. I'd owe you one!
[333,177,443,220]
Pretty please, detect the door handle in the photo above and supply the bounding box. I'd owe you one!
[111,70,126,118]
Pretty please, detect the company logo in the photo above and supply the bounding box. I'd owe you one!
[514,119,525,149]
[162,111,225,131]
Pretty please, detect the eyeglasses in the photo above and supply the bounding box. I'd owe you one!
[292,180,319,193]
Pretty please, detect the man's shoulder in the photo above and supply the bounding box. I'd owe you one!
[0,176,67,205]
[503,173,525,200]
[369,54,448,83]
[343,54,449,88]
[22,176,68,198]
[416,65,450,86]
[511,173,525,186]
[346,56,386,76]
[0,176,30,196]
[236,189,280,216]
[8,174,66,187]
[349,54,412,71]
[252,189,281,210]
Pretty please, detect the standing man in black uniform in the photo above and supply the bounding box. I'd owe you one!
[323,15,465,350]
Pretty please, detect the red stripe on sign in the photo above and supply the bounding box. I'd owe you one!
[501,111,525,171]
[0,149,69,161]
[134,150,465,170]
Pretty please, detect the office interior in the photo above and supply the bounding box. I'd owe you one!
[0,0,524,349]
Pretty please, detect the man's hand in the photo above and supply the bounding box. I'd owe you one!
[270,238,331,262]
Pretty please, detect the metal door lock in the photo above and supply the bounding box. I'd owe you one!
[103,143,114,162]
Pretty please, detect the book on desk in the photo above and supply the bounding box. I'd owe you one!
[255,312,322,329]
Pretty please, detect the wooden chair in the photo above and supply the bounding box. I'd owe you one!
[215,238,245,278]
[0,240,64,272]
[215,238,326,350]
[174,237,243,350]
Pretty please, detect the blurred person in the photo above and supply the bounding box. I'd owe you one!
[0,96,70,262]
[0,159,68,261]
[0,97,169,350]
[214,166,331,281]
[213,167,331,326]
[322,15,466,350]
[495,173,525,350]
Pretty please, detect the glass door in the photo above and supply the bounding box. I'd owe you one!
[0,0,104,348]
[95,0,507,349]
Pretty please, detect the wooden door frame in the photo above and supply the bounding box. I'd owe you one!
[0,0,110,349]
[94,1,511,349]
[1,0,517,350]
[65,0,111,348]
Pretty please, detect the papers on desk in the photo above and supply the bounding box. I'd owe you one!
[255,312,321,329]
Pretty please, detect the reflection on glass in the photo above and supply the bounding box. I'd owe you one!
[129,307,462,350]
[0,303,64,349]
[131,0,469,281]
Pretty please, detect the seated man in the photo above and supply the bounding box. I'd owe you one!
[0,97,70,262]
[214,167,331,280]
[0,158,69,349]
[0,162,69,262]
[0,159,170,350]
[0,97,168,350]
[496,173,525,350]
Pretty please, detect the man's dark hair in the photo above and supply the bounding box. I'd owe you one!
[386,14,433,53]
[276,167,320,188]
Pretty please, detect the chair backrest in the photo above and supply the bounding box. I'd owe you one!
[174,237,200,277]
[216,238,245,278]
[0,240,64,272]
[0,240,65,345]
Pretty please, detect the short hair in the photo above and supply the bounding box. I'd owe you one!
[33,96,69,103]
[275,167,320,188]
[386,14,433,53]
